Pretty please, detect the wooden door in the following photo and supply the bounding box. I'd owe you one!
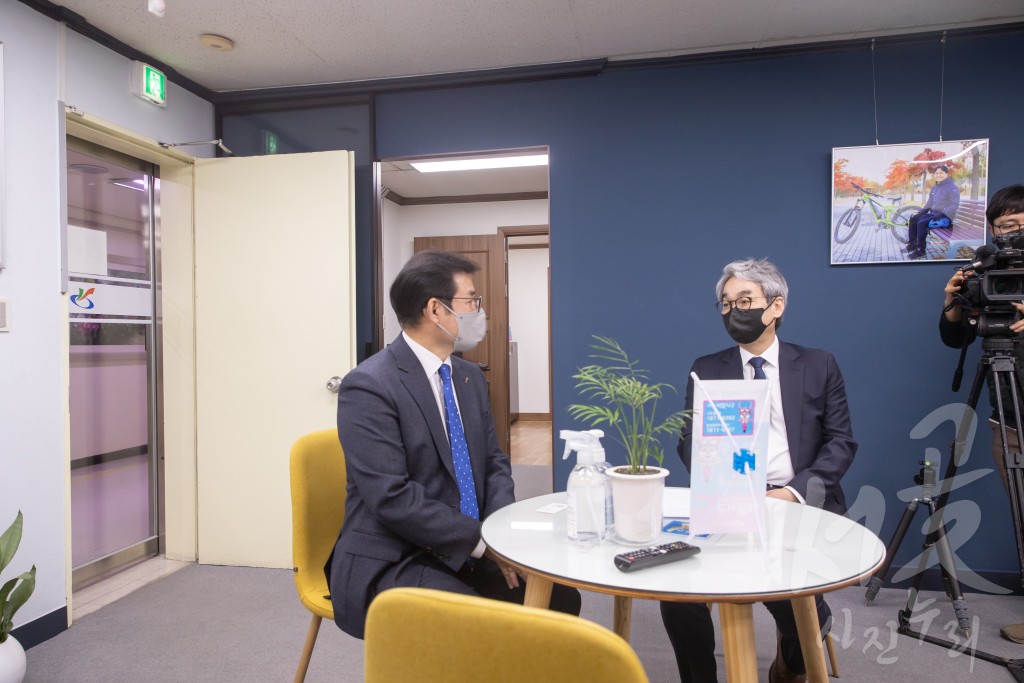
[194,151,356,568]
[414,235,509,454]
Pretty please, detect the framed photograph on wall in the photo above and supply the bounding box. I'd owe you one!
[831,139,989,265]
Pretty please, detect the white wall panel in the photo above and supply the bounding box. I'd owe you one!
[0,0,68,629]
[508,248,550,413]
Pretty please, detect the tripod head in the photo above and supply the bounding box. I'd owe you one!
[951,331,1022,392]
[913,460,937,496]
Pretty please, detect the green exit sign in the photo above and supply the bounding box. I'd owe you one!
[131,61,167,107]
[264,131,280,154]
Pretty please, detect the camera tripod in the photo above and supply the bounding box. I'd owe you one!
[864,337,1024,680]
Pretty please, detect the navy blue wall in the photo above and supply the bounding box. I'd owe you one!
[374,29,1024,576]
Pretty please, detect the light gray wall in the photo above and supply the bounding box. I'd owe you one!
[508,248,550,413]
[0,0,67,631]
[65,31,215,152]
[0,2,214,630]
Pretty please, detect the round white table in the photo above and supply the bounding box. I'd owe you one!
[482,488,885,683]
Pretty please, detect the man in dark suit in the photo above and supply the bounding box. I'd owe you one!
[327,249,580,639]
[660,258,857,683]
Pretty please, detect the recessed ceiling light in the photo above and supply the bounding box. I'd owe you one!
[69,163,109,175]
[411,154,548,173]
[199,33,235,52]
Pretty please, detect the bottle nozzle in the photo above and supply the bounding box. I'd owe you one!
[560,429,606,461]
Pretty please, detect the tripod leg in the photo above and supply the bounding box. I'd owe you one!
[865,501,920,604]
[926,499,971,636]
[898,522,938,631]
[1001,369,1024,588]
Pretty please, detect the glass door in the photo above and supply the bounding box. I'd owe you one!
[66,138,161,589]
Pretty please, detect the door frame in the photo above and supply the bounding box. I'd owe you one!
[498,224,551,424]
[64,110,200,589]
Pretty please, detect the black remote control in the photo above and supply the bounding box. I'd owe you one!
[613,541,700,572]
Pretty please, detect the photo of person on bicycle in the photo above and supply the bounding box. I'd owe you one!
[907,164,961,260]
[831,139,988,265]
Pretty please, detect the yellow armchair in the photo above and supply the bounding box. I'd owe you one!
[289,428,347,683]
[365,587,649,683]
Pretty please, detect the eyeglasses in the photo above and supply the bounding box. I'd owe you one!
[716,296,768,314]
[436,296,483,312]
[993,221,1024,234]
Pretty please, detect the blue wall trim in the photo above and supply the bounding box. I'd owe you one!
[12,607,67,650]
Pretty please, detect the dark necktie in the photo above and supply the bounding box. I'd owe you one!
[748,356,767,380]
[438,364,479,520]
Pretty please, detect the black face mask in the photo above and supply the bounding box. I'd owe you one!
[722,306,773,345]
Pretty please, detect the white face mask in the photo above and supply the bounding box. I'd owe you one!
[435,302,488,352]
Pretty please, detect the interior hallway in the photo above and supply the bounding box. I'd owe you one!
[510,419,553,466]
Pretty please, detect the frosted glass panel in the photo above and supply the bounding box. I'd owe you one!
[67,143,157,577]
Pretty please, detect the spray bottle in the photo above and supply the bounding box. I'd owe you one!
[561,429,611,547]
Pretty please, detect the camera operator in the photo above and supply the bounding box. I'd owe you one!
[940,184,1024,643]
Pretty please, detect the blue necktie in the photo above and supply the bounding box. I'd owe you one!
[438,364,479,520]
[748,356,767,380]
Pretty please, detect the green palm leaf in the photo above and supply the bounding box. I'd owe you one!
[569,336,691,474]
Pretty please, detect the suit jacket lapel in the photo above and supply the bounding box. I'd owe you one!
[778,342,804,466]
[720,347,743,379]
[390,336,456,480]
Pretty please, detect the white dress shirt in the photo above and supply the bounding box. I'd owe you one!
[738,337,804,503]
[402,332,486,557]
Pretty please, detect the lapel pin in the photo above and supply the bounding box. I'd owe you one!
[464,377,469,384]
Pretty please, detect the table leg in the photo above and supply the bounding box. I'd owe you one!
[719,602,757,683]
[522,576,553,609]
[613,596,632,641]
[792,595,828,683]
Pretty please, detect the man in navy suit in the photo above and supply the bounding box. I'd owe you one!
[660,258,857,683]
[327,250,580,639]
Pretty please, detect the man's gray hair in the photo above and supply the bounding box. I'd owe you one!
[715,258,789,305]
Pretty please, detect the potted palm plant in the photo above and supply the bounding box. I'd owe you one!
[1,512,36,683]
[568,336,689,543]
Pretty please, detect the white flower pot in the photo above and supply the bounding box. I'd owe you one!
[0,635,26,683]
[606,466,669,544]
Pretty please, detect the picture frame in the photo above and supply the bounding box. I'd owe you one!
[830,139,989,265]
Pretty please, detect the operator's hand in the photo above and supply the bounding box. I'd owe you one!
[1011,302,1024,335]
[484,546,521,589]
[766,488,798,503]
[944,270,968,321]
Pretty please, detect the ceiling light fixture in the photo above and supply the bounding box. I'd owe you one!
[147,0,166,18]
[199,33,235,52]
[411,154,548,173]
[69,163,109,175]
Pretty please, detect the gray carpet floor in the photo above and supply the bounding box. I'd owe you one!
[24,561,1024,682]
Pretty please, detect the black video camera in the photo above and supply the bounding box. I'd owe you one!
[957,234,1024,337]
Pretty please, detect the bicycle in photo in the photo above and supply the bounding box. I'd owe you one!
[833,182,922,244]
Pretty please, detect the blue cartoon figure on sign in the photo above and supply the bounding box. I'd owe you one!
[732,448,756,475]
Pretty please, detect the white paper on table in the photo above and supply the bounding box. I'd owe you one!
[662,488,690,517]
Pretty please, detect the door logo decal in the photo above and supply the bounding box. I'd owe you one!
[70,287,96,309]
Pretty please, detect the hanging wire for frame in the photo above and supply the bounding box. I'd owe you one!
[938,31,947,142]
[871,38,879,146]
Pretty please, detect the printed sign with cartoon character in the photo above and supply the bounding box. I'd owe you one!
[689,377,770,535]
